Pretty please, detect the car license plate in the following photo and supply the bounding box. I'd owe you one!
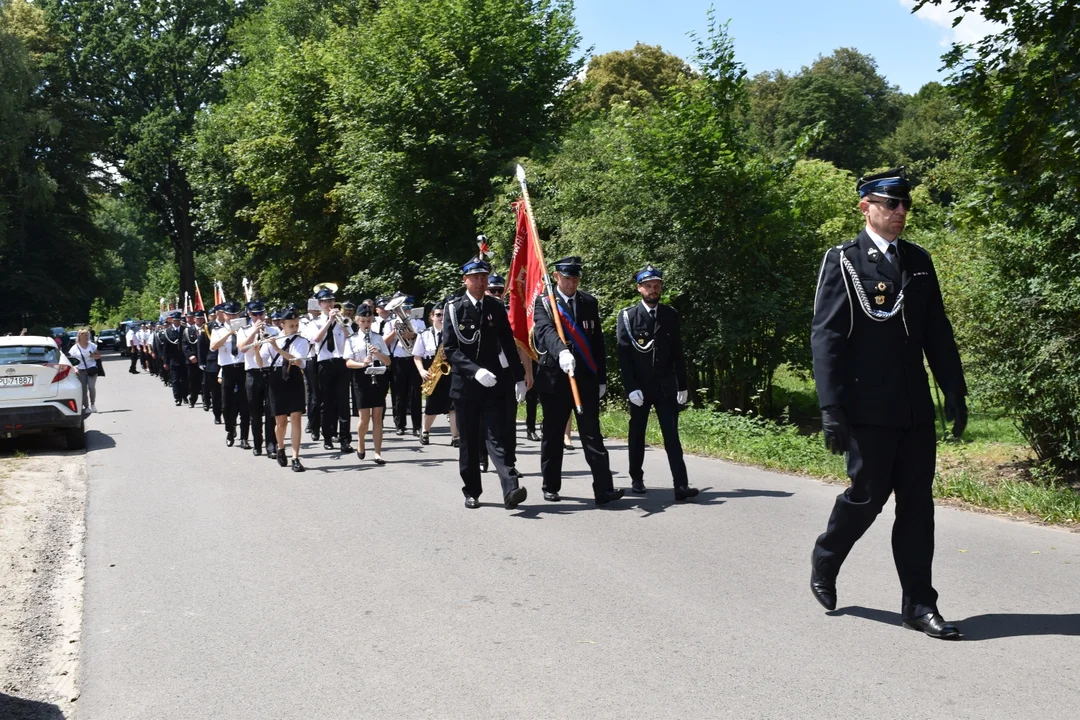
[0,375,34,387]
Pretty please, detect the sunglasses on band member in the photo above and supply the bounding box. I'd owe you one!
[868,195,912,211]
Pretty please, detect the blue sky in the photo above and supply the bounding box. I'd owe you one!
[571,0,997,93]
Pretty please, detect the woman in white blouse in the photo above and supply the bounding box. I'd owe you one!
[69,328,102,413]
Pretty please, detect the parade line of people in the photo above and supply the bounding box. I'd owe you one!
[123,255,698,507]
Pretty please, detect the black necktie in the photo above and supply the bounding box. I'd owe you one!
[326,320,335,353]
[886,244,899,268]
[567,297,575,321]
[648,308,656,322]
[230,332,237,356]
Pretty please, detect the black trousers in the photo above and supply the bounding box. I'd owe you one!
[317,357,351,445]
[169,362,187,402]
[480,379,518,468]
[140,349,149,370]
[245,369,277,452]
[456,388,519,500]
[628,391,688,487]
[391,356,422,431]
[525,360,539,432]
[129,352,140,372]
[812,424,939,619]
[203,369,221,419]
[305,358,320,431]
[186,362,201,405]
[221,363,250,440]
[538,376,615,496]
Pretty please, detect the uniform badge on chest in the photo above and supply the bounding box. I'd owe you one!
[875,295,886,306]
[877,282,887,291]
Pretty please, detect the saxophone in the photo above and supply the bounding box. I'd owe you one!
[421,335,449,396]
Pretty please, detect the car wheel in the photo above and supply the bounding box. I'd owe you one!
[65,420,86,450]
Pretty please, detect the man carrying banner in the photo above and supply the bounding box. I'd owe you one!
[531,257,624,506]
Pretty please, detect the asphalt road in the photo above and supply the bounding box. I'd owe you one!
[78,354,1080,719]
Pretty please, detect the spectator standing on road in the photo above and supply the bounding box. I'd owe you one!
[69,328,101,413]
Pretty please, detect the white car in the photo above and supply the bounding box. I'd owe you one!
[0,336,85,449]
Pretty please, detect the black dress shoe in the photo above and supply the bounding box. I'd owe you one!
[253,446,262,456]
[903,612,961,640]
[420,432,430,445]
[239,439,252,450]
[277,453,288,468]
[509,467,522,479]
[311,430,320,442]
[564,440,574,450]
[373,456,386,466]
[323,440,335,451]
[357,450,366,460]
[267,450,277,460]
[504,486,528,510]
[291,459,305,472]
[526,431,541,442]
[464,496,480,509]
[175,399,183,406]
[395,428,406,436]
[226,433,235,447]
[340,444,354,455]
[674,486,700,501]
[214,417,222,425]
[810,568,837,611]
[479,461,488,473]
[450,437,459,448]
[411,429,420,437]
[595,488,625,506]
[543,491,561,502]
[631,482,647,494]
[189,402,196,408]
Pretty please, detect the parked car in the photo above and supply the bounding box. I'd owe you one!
[97,329,118,351]
[0,336,85,449]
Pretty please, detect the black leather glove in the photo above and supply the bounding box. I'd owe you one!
[820,406,850,455]
[944,392,968,439]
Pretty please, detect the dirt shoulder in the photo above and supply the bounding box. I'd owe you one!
[0,441,86,719]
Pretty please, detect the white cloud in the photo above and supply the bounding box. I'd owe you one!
[899,0,1002,47]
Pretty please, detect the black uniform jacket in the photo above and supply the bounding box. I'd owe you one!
[204,322,221,373]
[811,229,966,428]
[181,325,210,367]
[162,326,186,366]
[616,302,687,399]
[443,293,524,401]
[532,290,606,394]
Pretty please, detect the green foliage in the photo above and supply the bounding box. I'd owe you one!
[880,82,962,172]
[570,42,695,115]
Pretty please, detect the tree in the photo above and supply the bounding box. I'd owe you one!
[570,42,695,115]
[41,0,263,301]
[880,82,962,171]
[914,0,1080,472]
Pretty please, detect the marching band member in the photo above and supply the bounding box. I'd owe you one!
[256,307,309,472]
[303,287,353,453]
[210,300,251,449]
[301,298,322,441]
[204,305,223,424]
[532,257,624,506]
[443,255,527,510]
[412,301,456,447]
[126,324,140,374]
[344,305,392,465]
[384,292,425,437]
[238,300,280,459]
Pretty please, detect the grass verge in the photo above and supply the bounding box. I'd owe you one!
[528,403,1080,527]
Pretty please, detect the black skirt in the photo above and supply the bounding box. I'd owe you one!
[268,365,306,416]
[422,356,453,416]
[353,367,390,409]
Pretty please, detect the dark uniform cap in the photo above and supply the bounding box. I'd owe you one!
[635,263,663,284]
[342,301,356,310]
[194,310,206,318]
[269,310,282,320]
[246,300,266,314]
[356,305,373,318]
[315,288,336,302]
[375,296,389,308]
[487,272,506,289]
[210,304,223,313]
[553,256,583,277]
[222,301,242,314]
[857,166,911,198]
[462,256,491,276]
[185,308,196,316]
[279,308,299,321]
[167,310,182,320]
[434,300,446,311]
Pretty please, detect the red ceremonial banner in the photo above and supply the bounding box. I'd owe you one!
[194,282,205,312]
[507,200,546,360]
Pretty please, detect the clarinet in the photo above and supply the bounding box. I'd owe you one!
[365,330,379,385]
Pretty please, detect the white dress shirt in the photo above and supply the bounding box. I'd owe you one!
[384,317,427,358]
[344,330,390,365]
[262,335,309,371]
[303,316,347,362]
[866,226,900,265]
[239,325,279,370]
[211,325,243,366]
[412,327,442,359]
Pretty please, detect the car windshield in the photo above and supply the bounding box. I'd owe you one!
[0,346,61,365]
[100,331,115,337]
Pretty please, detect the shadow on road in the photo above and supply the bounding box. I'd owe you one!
[0,693,66,720]
[832,606,1080,641]
[509,487,794,519]
[86,429,116,450]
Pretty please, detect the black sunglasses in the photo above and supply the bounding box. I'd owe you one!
[868,196,912,211]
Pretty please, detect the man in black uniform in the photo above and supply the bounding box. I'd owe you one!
[162,311,188,405]
[616,264,698,500]
[532,257,624,506]
[809,167,967,640]
[181,309,204,408]
[443,255,527,510]
[204,305,223,423]
[477,272,523,477]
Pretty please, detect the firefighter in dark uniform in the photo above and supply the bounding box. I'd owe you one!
[162,311,188,405]
[809,167,968,640]
[477,272,522,477]
[616,264,698,500]
[532,257,625,506]
[443,255,528,510]
[181,309,204,408]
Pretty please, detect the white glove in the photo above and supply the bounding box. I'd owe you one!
[558,349,575,376]
[628,390,645,407]
[475,368,498,387]
[677,390,688,405]
[599,383,606,399]
[515,381,527,402]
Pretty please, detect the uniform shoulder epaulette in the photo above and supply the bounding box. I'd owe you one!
[577,289,596,303]
[902,239,932,258]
